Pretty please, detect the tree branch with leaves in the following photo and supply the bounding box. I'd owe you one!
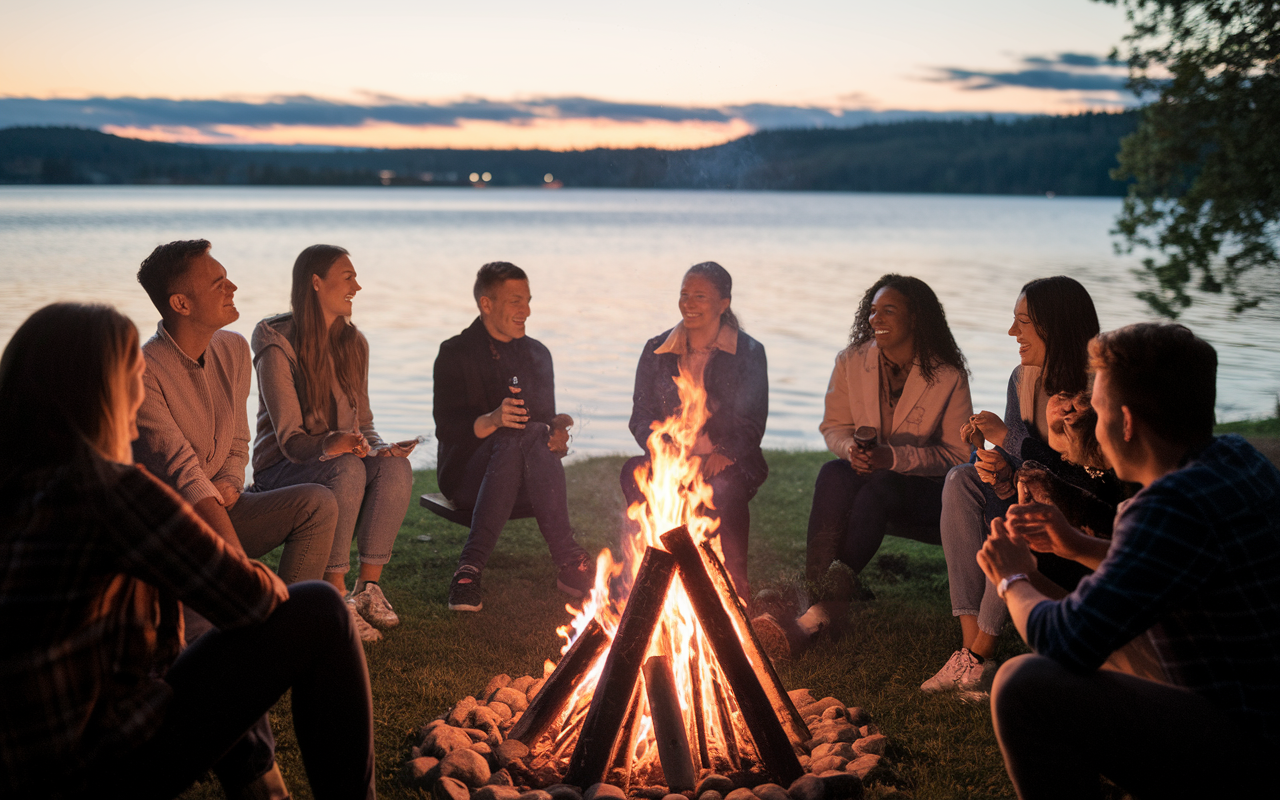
[1102,0,1280,316]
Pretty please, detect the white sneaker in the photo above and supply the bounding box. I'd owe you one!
[921,648,993,693]
[353,581,400,629]
[345,595,382,642]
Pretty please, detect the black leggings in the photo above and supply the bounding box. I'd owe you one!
[805,460,944,580]
[91,582,374,800]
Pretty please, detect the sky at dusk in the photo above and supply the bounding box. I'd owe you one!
[1,0,1136,150]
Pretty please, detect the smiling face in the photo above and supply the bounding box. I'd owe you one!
[679,274,730,335]
[312,254,361,324]
[868,286,915,356]
[1009,293,1047,368]
[479,278,531,342]
[175,252,239,330]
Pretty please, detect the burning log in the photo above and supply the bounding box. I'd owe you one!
[697,539,811,746]
[606,683,643,789]
[659,526,804,786]
[565,547,677,788]
[711,671,741,772]
[509,618,610,747]
[688,647,711,769]
[643,655,697,792]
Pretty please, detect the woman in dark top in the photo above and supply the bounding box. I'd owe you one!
[621,262,768,599]
[925,275,1129,694]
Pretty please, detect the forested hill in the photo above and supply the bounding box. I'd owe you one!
[0,112,1137,196]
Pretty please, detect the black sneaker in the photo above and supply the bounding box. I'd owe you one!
[448,566,483,612]
[556,554,594,599]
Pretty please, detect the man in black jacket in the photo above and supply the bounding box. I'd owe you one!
[433,262,591,611]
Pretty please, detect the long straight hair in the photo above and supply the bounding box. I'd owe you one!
[289,244,366,424]
[0,303,140,476]
[1021,276,1100,396]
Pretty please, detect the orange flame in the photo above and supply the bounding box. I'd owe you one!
[548,366,757,781]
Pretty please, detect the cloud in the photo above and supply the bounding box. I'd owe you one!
[928,52,1133,96]
[0,93,1023,138]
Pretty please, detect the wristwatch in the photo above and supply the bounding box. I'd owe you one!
[997,573,1030,600]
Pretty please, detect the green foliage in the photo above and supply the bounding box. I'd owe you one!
[1103,0,1280,315]
[1,113,1137,196]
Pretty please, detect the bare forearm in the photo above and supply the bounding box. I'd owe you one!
[473,410,499,439]
[192,496,244,552]
[1068,537,1110,571]
[1005,580,1050,644]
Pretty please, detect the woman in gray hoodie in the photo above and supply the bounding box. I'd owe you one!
[251,244,414,642]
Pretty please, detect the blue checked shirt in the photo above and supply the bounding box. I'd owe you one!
[1026,435,1280,745]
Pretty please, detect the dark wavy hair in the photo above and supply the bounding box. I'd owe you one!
[684,261,740,330]
[1021,276,1099,396]
[848,274,967,384]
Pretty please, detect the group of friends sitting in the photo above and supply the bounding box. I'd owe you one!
[0,239,1276,799]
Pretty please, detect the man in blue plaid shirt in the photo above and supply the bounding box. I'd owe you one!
[977,322,1278,799]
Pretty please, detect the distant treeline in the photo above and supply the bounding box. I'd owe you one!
[0,112,1137,196]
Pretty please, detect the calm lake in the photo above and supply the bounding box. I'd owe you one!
[2,186,1277,470]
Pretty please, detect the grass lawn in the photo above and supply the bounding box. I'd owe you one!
[183,423,1280,800]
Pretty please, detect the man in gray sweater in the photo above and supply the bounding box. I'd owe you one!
[133,239,339,800]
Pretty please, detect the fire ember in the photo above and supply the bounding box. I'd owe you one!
[402,369,896,799]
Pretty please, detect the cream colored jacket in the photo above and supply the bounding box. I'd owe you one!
[819,343,973,476]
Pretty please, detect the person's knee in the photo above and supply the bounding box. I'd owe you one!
[943,464,983,506]
[992,654,1064,723]
[813,458,854,496]
[373,453,414,493]
[325,454,368,502]
[279,581,349,638]
[296,484,339,532]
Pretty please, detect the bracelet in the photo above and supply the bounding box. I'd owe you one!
[997,573,1030,600]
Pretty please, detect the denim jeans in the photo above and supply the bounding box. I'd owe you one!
[940,463,1009,636]
[230,483,338,584]
[450,423,585,571]
[92,583,374,800]
[620,455,758,599]
[805,459,944,580]
[254,453,413,575]
[992,654,1265,798]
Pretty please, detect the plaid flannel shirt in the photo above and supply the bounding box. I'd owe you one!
[0,452,286,795]
[1026,435,1280,745]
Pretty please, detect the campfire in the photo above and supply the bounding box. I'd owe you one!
[403,371,889,799]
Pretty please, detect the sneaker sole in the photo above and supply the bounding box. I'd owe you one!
[448,600,482,612]
[556,579,588,599]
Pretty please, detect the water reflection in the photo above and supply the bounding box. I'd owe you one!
[2,186,1277,472]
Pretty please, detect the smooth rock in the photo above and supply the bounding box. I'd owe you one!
[474,787,523,800]
[423,725,473,757]
[753,784,789,800]
[486,730,504,749]
[398,757,438,788]
[798,697,844,719]
[488,700,514,721]
[810,755,849,773]
[495,739,530,767]
[493,687,531,713]
[409,745,423,760]
[419,718,448,739]
[464,727,488,742]
[787,774,823,800]
[519,792,554,800]
[787,689,816,708]
[725,789,757,800]
[488,768,515,786]
[631,788,670,799]
[439,747,492,788]
[544,784,584,800]
[483,674,513,701]
[811,742,856,762]
[471,705,503,730]
[857,725,879,738]
[510,675,536,694]
[696,774,735,797]
[434,776,471,800]
[852,734,886,757]
[583,782,626,800]
[447,696,478,727]
[526,677,546,701]
[845,707,871,727]
[699,793,723,800]
[845,755,881,779]
[661,795,686,800]
[798,754,811,769]
[471,742,493,757]
[817,771,863,799]
[821,706,848,721]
